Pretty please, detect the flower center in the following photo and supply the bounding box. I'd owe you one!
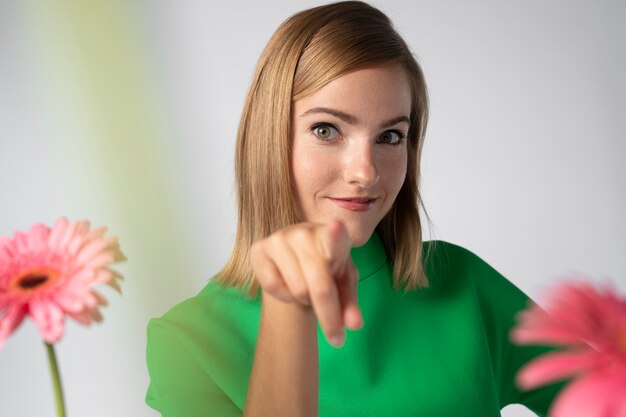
[10,267,58,293]
[19,274,49,289]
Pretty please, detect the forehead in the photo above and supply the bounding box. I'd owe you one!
[293,65,412,123]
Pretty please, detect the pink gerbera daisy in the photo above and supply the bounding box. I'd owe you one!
[510,279,626,417]
[0,217,126,348]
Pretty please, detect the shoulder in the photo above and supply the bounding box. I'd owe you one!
[147,278,261,346]
[164,278,257,316]
[418,241,563,411]
[420,239,500,287]
[422,239,496,272]
[421,240,532,308]
[145,279,248,415]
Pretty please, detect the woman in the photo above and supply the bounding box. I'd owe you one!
[145,2,566,416]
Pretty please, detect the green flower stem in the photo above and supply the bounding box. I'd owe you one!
[45,342,66,417]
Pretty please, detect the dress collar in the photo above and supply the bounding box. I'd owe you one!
[350,230,388,282]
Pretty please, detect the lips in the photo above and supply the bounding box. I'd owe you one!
[329,197,377,211]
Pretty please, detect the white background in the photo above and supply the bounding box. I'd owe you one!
[0,1,624,416]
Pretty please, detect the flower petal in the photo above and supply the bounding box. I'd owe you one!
[48,217,69,248]
[106,268,125,294]
[92,269,113,285]
[83,252,115,270]
[91,307,103,323]
[85,226,107,242]
[53,290,87,313]
[68,309,93,326]
[510,324,585,346]
[0,305,27,349]
[26,224,50,253]
[91,290,109,307]
[56,220,79,252]
[511,304,586,346]
[75,236,117,266]
[516,350,598,390]
[551,371,621,417]
[0,236,12,265]
[614,398,626,417]
[13,231,32,255]
[551,285,610,335]
[69,268,96,286]
[106,277,122,294]
[605,374,626,417]
[513,280,626,354]
[29,300,65,343]
[83,292,98,309]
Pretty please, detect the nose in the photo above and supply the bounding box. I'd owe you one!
[342,141,380,188]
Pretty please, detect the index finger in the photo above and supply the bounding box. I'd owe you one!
[319,220,352,270]
[309,276,346,348]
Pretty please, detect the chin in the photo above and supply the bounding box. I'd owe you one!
[345,223,376,247]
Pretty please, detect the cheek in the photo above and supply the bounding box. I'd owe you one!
[291,146,337,204]
[292,149,316,195]
[379,149,408,195]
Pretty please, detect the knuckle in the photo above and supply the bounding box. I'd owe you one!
[311,284,335,301]
[274,291,294,304]
[263,286,293,304]
[291,285,309,302]
[296,293,312,306]
[266,233,282,248]
[261,277,282,293]
[317,263,332,280]
[289,226,314,244]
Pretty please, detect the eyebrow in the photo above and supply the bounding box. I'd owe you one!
[300,106,410,128]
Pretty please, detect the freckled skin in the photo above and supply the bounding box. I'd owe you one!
[290,65,412,246]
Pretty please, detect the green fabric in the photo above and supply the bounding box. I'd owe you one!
[145,232,566,416]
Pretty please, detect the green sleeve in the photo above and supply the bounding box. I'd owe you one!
[461,247,568,417]
[145,318,242,417]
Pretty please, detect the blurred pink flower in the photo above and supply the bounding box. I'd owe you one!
[0,217,126,348]
[510,279,626,417]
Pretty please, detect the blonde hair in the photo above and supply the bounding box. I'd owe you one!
[217,1,433,297]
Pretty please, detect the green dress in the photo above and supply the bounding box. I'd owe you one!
[145,232,565,416]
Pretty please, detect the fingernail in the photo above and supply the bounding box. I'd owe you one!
[330,331,345,347]
[354,317,364,330]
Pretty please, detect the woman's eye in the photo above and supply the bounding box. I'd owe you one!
[312,124,339,141]
[378,130,405,145]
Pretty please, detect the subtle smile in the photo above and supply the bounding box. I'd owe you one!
[329,197,377,212]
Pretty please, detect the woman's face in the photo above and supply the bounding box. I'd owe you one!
[290,65,411,246]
